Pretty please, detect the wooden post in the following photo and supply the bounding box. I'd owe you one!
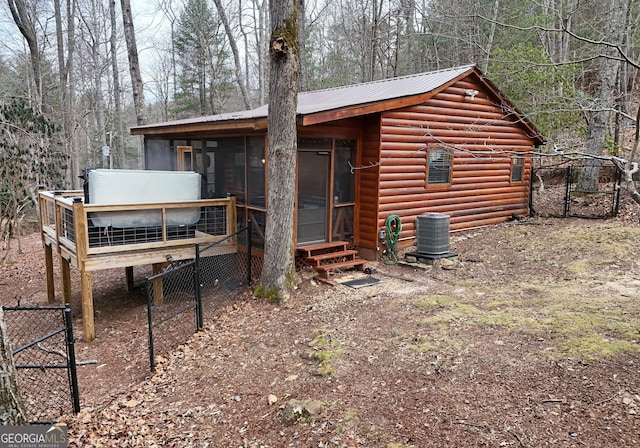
[151,262,169,305]
[44,243,56,304]
[73,197,96,342]
[227,196,237,235]
[61,257,72,305]
[81,271,95,342]
[125,266,134,291]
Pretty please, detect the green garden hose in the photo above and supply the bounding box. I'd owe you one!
[384,214,402,264]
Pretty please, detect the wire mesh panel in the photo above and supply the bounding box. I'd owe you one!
[198,226,253,318]
[3,305,80,423]
[146,260,199,370]
[532,164,621,219]
[43,198,56,227]
[566,165,621,218]
[146,225,258,370]
[87,203,230,249]
[531,165,571,217]
[61,207,76,243]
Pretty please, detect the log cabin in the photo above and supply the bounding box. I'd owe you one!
[131,65,543,269]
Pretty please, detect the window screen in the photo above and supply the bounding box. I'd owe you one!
[428,148,452,185]
[511,155,524,182]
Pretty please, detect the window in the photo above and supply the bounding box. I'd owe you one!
[511,154,524,182]
[427,147,452,185]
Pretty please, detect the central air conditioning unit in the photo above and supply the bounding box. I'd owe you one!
[416,212,450,256]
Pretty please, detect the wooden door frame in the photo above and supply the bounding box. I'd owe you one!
[295,149,332,246]
[177,146,193,171]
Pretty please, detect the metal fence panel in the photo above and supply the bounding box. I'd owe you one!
[3,305,80,423]
[531,166,570,218]
[198,226,253,319]
[146,260,199,370]
[532,163,621,219]
[145,225,260,371]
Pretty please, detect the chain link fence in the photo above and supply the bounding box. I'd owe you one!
[3,305,80,423]
[531,162,621,219]
[146,225,259,370]
[146,259,200,370]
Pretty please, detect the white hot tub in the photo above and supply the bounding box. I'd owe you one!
[87,169,201,228]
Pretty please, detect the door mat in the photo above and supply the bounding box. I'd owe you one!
[340,277,381,289]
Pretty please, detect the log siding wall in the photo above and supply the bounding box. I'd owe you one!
[376,79,534,248]
[356,116,382,259]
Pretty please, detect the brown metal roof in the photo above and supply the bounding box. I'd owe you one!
[132,65,476,133]
[131,65,543,143]
[297,65,474,115]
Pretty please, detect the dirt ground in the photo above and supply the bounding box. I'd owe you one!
[2,203,640,447]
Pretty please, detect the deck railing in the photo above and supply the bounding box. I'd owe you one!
[38,190,237,267]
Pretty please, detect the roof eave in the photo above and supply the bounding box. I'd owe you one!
[130,118,268,136]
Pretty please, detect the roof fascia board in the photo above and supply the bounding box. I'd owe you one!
[130,118,267,136]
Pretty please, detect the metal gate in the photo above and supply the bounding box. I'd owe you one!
[531,163,621,219]
[3,304,80,423]
[146,258,200,371]
[146,224,255,371]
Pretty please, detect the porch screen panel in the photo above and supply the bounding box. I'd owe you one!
[145,139,172,170]
[209,137,245,201]
[298,151,329,245]
[247,137,266,207]
[334,140,356,204]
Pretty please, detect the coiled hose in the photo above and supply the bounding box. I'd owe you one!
[383,214,402,264]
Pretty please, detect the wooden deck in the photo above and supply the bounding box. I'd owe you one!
[38,189,237,342]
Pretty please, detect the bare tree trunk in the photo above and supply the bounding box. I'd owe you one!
[259,0,299,302]
[87,0,108,168]
[401,0,416,74]
[239,0,252,98]
[577,0,629,192]
[258,0,269,104]
[213,0,252,110]
[121,0,145,125]
[297,0,308,91]
[559,0,575,63]
[481,0,499,73]
[0,307,28,425]
[7,0,44,110]
[110,0,124,168]
[54,0,77,186]
[614,3,632,151]
[249,0,269,104]
[369,0,379,81]
[613,105,640,213]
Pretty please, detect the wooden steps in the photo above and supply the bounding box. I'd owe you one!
[298,241,365,278]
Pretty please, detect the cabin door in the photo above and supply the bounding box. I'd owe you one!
[297,151,330,245]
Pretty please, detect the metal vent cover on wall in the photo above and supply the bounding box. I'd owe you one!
[416,212,450,255]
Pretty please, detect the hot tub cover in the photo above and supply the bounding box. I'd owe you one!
[87,169,201,228]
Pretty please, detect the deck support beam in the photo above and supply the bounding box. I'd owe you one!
[44,243,56,304]
[126,266,134,291]
[151,262,169,305]
[61,257,72,305]
[81,271,95,342]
